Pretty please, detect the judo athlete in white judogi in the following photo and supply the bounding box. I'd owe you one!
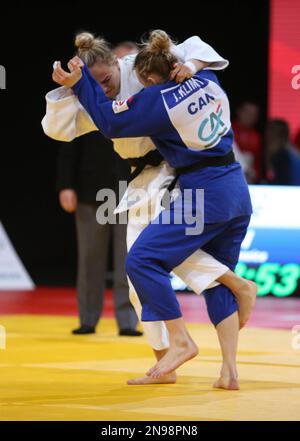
[45,32,257,388]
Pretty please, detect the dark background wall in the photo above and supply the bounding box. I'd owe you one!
[0,2,269,285]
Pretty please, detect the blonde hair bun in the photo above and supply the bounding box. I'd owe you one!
[75,32,95,51]
[148,30,172,55]
[74,31,113,67]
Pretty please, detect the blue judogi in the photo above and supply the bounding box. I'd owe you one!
[72,65,252,325]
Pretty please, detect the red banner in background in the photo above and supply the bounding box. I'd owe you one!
[269,0,300,138]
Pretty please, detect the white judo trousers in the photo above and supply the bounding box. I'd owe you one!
[42,36,230,350]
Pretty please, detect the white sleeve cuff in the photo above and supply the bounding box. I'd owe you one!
[183,61,197,75]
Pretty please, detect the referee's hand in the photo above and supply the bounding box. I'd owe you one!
[59,189,78,213]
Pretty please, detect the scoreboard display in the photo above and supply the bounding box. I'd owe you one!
[171,186,300,298]
[236,186,300,297]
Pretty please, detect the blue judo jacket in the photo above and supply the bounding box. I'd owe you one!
[72,65,252,223]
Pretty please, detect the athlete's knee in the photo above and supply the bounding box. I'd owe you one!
[126,243,152,279]
[125,250,140,281]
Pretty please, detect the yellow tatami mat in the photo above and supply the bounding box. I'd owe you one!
[0,315,300,421]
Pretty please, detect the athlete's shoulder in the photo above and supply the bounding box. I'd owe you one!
[195,69,220,85]
[156,70,219,95]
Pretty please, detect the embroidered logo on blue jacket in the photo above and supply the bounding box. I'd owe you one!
[198,104,228,147]
[112,96,134,114]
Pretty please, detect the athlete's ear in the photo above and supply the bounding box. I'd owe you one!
[147,76,157,85]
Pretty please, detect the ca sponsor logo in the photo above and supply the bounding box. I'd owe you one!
[198,105,228,147]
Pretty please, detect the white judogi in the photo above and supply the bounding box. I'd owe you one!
[42,36,229,350]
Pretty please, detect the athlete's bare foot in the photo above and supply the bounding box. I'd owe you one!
[146,338,198,378]
[233,279,258,329]
[213,376,240,390]
[127,372,177,385]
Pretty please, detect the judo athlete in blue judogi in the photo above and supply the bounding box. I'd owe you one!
[52,30,253,390]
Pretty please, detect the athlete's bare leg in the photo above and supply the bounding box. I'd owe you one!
[213,311,240,390]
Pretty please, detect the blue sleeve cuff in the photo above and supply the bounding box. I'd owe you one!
[72,65,89,94]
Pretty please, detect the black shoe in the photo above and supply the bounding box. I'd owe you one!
[119,328,143,337]
[72,325,95,335]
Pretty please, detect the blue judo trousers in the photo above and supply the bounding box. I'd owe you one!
[126,182,251,326]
